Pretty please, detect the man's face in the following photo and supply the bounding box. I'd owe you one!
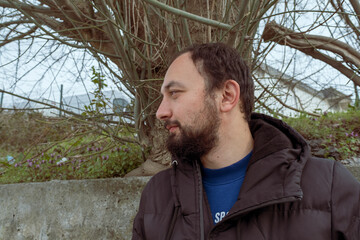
[156,53,221,161]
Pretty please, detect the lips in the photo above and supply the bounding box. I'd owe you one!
[167,125,178,133]
[166,124,178,131]
[164,120,180,133]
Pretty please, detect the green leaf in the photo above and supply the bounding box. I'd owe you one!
[0,161,11,167]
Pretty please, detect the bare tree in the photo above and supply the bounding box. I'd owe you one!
[1,0,282,174]
[1,0,359,175]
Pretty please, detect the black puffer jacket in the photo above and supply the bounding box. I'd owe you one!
[132,113,360,239]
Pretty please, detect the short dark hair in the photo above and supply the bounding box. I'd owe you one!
[174,43,254,122]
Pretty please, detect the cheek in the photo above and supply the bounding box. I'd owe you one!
[174,91,206,121]
[186,105,207,125]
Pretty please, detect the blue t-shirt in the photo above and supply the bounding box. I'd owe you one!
[202,151,252,224]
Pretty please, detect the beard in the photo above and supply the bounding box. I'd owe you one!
[165,97,220,162]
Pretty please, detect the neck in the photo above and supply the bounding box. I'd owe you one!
[201,115,254,169]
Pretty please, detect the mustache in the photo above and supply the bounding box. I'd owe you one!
[164,120,181,130]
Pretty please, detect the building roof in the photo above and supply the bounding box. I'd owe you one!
[257,63,352,101]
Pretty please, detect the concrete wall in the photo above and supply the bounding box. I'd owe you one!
[0,167,359,240]
[0,177,150,240]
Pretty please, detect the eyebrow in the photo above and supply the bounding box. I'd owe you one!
[163,81,185,91]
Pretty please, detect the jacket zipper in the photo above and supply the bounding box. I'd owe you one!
[195,160,205,240]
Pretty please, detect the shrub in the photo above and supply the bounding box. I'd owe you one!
[284,110,360,160]
[0,111,142,184]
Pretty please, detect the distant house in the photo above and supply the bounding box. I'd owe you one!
[5,90,129,117]
[254,64,352,116]
[61,90,129,115]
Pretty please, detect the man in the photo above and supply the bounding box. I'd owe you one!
[132,43,360,239]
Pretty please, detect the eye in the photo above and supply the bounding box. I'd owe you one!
[169,90,179,97]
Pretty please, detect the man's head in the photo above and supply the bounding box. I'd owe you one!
[156,43,254,161]
[175,43,254,121]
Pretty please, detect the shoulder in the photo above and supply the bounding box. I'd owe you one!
[303,156,359,184]
[301,156,359,204]
[301,156,357,187]
[301,157,334,187]
[143,168,172,192]
[139,168,174,211]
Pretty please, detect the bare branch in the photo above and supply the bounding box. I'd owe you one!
[143,0,233,31]
[330,0,360,40]
[0,26,37,47]
[0,20,33,28]
[0,0,60,16]
[349,0,360,23]
[262,21,360,86]
[254,76,321,117]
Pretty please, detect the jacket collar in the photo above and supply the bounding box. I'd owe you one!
[233,113,308,214]
[171,113,309,217]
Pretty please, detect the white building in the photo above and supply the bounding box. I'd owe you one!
[254,64,352,116]
[3,90,129,117]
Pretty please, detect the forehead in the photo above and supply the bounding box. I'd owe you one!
[161,52,205,92]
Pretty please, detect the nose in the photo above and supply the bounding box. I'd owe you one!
[156,97,172,121]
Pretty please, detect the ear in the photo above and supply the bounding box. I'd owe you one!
[220,80,240,113]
